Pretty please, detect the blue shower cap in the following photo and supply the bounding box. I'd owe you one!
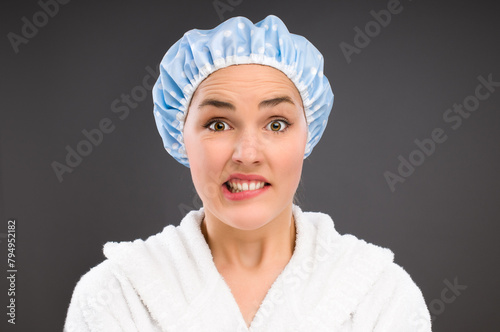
[152,15,334,167]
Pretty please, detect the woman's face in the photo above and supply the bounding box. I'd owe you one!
[183,64,308,231]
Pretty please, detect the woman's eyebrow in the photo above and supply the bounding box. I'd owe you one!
[198,96,295,110]
[198,99,235,110]
[259,96,295,108]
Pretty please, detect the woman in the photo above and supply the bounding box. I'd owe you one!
[65,15,432,331]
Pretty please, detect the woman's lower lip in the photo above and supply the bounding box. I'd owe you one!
[221,183,270,201]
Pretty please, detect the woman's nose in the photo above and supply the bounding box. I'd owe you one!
[232,130,262,165]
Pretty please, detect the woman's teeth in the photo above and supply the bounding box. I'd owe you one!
[226,181,267,193]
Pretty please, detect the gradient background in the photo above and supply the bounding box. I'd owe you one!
[1,0,499,330]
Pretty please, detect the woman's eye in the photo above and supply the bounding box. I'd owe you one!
[208,120,230,131]
[266,120,288,132]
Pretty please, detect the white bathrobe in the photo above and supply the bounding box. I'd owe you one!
[64,205,432,332]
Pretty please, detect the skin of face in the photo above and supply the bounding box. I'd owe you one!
[183,64,308,266]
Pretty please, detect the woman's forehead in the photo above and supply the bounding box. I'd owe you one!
[193,64,302,102]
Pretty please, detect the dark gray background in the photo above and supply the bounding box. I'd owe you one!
[1,0,499,331]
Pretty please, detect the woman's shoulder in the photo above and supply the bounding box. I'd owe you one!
[298,208,422,287]
[301,208,423,284]
[66,256,131,314]
[65,221,187,331]
[297,207,395,264]
[70,258,120,295]
[70,209,208,297]
[64,258,130,331]
[297,208,431,330]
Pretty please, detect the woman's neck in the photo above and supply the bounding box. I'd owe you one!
[200,204,296,271]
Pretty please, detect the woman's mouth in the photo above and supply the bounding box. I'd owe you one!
[222,179,271,200]
[225,180,270,193]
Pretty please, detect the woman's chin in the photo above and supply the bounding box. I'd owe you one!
[221,213,270,231]
[218,206,287,231]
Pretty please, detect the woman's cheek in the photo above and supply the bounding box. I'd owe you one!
[200,136,232,162]
[275,134,306,160]
[284,133,307,173]
[198,138,231,178]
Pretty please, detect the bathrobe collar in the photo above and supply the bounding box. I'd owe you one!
[103,205,394,331]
